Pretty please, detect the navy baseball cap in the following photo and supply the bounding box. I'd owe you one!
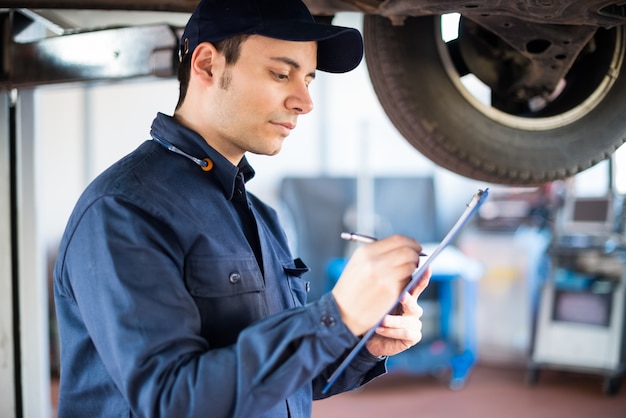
[180,0,364,73]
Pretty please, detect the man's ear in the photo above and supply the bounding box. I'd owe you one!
[191,42,222,85]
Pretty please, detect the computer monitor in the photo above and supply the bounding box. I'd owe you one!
[561,195,614,236]
[553,289,612,327]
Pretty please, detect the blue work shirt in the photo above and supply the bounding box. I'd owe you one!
[53,112,386,418]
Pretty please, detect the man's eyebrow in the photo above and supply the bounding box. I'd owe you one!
[270,56,316,79]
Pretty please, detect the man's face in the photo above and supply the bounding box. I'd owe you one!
[207,35,317,162]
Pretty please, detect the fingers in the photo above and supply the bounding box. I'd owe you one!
[359,235,423,285]
[409,266,432,298]
[383,294,423,324]
[398,291,420,315]
[374,323,422,344]
[366,235,423,269]
[376,306,423,343]
[365,255,432,355]
[368,234,422,253]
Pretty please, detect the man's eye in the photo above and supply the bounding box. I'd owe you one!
[272,71,289,81]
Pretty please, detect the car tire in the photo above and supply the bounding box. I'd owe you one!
[363,15,626,185]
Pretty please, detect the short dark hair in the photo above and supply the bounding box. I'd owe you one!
[175,34,251,110]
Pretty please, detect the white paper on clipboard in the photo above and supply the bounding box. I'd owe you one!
[322,188,489,394]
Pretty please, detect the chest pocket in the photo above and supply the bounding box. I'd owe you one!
[185,255,264,297]
[185,255,266,347]
[283,257,310,307]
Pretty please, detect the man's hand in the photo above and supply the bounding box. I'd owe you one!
[365,268,431,357]
[331,235,424,337]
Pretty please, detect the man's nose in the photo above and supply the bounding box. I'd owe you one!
[286,83,314,114]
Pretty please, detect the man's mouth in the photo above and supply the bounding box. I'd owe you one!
[272,121,296,136]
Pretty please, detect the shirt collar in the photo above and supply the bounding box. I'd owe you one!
[150,112,256,200]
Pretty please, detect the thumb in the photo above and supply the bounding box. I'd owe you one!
[410,267,432,299]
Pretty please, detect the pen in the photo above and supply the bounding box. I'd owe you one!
[340,232,377,243]
[341,232,428,256]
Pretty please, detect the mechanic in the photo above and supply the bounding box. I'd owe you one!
[53,0,430,416]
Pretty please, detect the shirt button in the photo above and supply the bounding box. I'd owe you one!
[228,272,241,284]
[320,315,336,328]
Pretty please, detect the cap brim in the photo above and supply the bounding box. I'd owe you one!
[255,22,364,73]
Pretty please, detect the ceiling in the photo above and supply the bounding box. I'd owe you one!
[1,0,200,12]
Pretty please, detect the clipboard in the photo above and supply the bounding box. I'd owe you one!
[322,188,489,393]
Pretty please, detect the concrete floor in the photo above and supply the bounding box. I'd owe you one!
[312,364,626,418]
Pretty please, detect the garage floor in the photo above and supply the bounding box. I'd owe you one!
[312,364,626,418]
[50,363,625,417]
